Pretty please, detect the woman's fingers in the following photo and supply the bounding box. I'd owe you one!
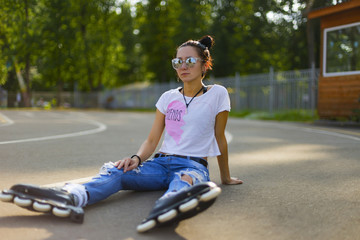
[115,158,128,169]
[114,160,121,167]
[116,157,138,172]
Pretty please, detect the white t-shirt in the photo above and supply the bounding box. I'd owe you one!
[156,84,231,157]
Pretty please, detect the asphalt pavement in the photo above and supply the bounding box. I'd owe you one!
[0,110,359,240]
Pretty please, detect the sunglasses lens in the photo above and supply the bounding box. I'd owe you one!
[186,57,197,67]
[172,57,200,69]
[172,58,182,69]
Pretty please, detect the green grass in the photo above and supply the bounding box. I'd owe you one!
[229,110,319,122]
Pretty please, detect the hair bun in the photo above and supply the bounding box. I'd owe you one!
[199,35,214,50]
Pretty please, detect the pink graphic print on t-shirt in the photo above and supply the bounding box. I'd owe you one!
[165,100,186,144]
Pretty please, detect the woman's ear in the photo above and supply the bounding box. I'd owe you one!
[202,65,207,73]
[202,65,208,77]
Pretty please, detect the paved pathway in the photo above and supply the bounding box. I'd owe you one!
[0,110,359,240]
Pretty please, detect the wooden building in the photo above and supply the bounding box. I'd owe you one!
[308,0,360,120]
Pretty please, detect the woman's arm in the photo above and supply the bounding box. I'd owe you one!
[215,111,243,185]
[115,109,165,172]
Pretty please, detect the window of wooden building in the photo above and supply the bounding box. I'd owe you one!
[324,22,360,77]
[308,0,360,120]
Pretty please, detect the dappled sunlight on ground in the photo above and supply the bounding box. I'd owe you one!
[233,135,286,144]
[0,167,98,190]
[0,227,52,240]
[230,144,334,166]
[1,111,359,240]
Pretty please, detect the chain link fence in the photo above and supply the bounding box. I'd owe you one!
[102,67,319,113]
[3,67,319,112]
[218,67,319,113]
[0,86,7,108]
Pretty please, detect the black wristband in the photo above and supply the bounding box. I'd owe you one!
[131,155,142,167]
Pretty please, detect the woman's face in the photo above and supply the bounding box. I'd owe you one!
[175,46,204,83]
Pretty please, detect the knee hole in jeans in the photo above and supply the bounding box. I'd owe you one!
[181,174,193,185]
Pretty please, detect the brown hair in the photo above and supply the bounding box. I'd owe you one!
[177,35,215,76]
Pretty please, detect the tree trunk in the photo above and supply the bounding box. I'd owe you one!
[23,0,31,107]
[305,0,316,68]
[57,78,63,108]
[307,20,315,68]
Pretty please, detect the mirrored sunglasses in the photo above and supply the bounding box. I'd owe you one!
[171,57,203,69]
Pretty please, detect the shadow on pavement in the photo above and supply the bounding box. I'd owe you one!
[0,190,187,240]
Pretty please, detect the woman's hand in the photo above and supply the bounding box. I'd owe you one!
[114,157,140,173]
[222,177,243,185]
[113,109,164,173]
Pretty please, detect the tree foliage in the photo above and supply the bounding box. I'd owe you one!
[0,0,348,104]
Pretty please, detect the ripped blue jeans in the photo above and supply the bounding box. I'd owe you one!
[83,155,210,205]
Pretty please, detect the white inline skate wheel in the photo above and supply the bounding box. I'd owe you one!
[179,198,199,213]
[199,187,221,202]
[137,219,156,233]
[0,192,13,202]
[52,207,71,217]
[33,201,51,212]
[158,209,177,223]
[14,196,32,207]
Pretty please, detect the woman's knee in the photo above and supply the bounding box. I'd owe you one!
[179,169,208,185]
[181,174,193,185]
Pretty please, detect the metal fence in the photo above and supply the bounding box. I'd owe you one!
[103,67,319,112]
[0,87,7,108]
[218,67,319,113]
[2,67,319,112]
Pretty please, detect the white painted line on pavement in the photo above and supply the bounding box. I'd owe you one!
[0,112,14,127]
[0,119,107,145]
[42,121,358,189]
[225,130,233,143]
[1,111,231,186]
[43,176,94,187]
[264,122,360,142]
[45,131,234,187]
[301,127,360,141]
